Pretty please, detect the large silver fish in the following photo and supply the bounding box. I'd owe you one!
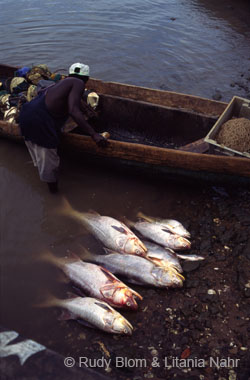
[132,220,191,251]
[60,198,147,257]
[42,251,142,310]
[89,249,184,288]
[143,241,183,273]
[39,295,133,335]
[137,212,191,238]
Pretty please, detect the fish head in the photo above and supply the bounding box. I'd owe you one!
[179,228,191,239]
[113,288,142,310]
[152,267,184,288]
[124,237,147,257]
[164,221,190,238]
[101,282,142,310]
[98,302,133,335]
[112,316,133,335]
[175,236,191,250]
[148,255,183,274]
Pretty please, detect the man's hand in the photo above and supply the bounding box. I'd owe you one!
[92,132,109,148]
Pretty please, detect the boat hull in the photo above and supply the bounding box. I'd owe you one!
[0,63,249,179]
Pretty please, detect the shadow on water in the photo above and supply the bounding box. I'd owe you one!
[195,0,250,32]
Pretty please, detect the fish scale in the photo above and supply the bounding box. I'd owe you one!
[90,251,183,288]
[60,199,147,257]
[133,221,191,251]
[43,296,133,335]
[42,251,142,310]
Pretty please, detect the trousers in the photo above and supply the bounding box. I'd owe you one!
[25,141,60,182]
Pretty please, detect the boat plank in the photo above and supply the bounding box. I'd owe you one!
[61,133,250,178]
[88,78,227,117]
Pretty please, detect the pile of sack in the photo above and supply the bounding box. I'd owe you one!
[0,64,65,124]
[0,64,99,125]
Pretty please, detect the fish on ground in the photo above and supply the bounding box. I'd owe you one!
[37,294,133,335]
[143,240,183,273]
[42,251,142,310]
[137,212,191,238]
[176,253,205,261]
[59,198,147,257]
[130,220,191,251]
[85,249,184,288]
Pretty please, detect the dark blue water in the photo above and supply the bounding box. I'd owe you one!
[0,0,250,101]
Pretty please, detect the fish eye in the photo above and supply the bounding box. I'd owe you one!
[126,301,131,306]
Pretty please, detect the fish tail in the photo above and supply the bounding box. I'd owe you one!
[40,250,83,269]
[122,217,135,229]
[57,196,83,222]
[39,250,62,267]
[39,250,67,268]
[34,293,62,309]
[137,211,154,223]
[77,245,96,262]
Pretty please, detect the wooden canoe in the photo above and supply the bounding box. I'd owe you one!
[1,63,250,180]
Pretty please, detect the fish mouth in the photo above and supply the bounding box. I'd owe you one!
[113,318,133,335]
[179,237,191,249]
[135,240,148,256]
[124,237,147,256]
[167,268,185,287]
[124,289,143,310]
[125,298,138,310]
[123,320,133,335]
[132,290,143,301]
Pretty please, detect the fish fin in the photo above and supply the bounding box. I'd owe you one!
[71,286,87,298]
[87,209,100,216]
[77,245,95,262]
[66,291,80,299]
[121,217,135,229]
[58,310,74,321]
[100,266,118,281]
[76,319,96,329]
[64,250,82,263]
[161,228,172,234]
[137,211,154,223]
[57,272,70,284]
[103,247,118,255]
[111,225,128,234]
[125,278,145,286]
[94,301,114,312]
[164,247,177,254]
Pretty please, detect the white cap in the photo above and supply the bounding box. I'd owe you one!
[69,63,90,76]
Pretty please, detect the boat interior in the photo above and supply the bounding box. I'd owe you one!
[73,94,217,151]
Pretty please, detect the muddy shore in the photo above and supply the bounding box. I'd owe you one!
[22,176,249,380]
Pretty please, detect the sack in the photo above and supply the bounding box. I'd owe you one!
[27,85,37,101]
[4,106,19,124]
[10,77,29,94]
[26,65,52,85]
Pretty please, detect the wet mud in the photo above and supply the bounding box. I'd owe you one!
[37,184,250,380]
[1,139,249,380]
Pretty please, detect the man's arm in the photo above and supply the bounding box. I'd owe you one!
[68,80,108,147]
